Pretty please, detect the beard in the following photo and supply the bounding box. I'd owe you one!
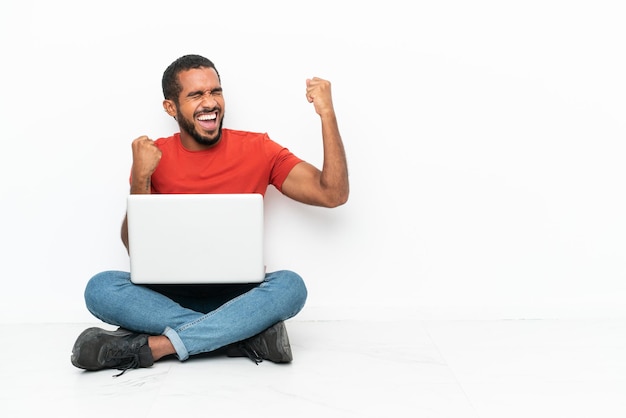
[177,108,223,147]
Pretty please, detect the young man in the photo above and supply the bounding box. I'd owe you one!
[70,54,349,375]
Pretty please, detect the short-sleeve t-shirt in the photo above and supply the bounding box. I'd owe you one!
[145,129,303,195]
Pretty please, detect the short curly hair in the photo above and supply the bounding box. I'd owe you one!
[162,54,221,103]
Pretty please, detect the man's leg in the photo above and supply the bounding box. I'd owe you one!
[72,269,307,370]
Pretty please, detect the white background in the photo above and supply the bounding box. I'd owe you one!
[1,0,624,323]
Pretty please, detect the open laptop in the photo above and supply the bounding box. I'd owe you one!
[127,193,265,284]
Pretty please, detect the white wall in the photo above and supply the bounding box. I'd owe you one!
[1,0,625,323]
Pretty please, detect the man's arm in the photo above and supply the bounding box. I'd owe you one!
[281,78,349,208]
[121,136,162,253]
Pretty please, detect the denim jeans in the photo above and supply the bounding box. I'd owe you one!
[83,270,307,361]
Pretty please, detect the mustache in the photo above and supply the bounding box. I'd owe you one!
[195,107,220,116]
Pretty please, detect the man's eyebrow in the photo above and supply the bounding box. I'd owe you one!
[187,87,223,97]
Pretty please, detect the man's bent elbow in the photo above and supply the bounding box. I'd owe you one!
[324,188,349,208]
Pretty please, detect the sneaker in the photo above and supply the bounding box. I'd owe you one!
[71,327,154,376]
[227,321,293,364]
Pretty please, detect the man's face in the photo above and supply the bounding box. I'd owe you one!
[168,67,225,149]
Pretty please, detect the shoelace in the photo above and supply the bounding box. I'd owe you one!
[107,350,142,377]
[237,343,264,365]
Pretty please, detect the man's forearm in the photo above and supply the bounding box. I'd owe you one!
[320,112,349,205]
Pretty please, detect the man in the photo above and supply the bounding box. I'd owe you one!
[70,54,349,375]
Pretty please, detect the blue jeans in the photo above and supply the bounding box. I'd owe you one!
[83,270,307,361]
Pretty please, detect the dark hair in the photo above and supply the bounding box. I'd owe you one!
[161,54,221,102]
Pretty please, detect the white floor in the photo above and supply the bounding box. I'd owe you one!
[2,319,625,418]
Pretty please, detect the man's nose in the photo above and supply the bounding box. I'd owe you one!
[201,92,218,107]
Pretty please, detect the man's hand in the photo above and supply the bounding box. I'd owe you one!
[306,77,335,117]
[130,135,162,194]
[131,135,162,179]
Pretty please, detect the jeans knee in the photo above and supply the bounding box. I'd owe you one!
[273,270,308,312]
[84,270,129,313]
[292,272,308,308]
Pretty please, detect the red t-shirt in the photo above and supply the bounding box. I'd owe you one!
[144,129,303,195]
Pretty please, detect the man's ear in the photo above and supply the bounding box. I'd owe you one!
[163,100,177,118]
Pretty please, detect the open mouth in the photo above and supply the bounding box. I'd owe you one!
[196,111,218,130]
